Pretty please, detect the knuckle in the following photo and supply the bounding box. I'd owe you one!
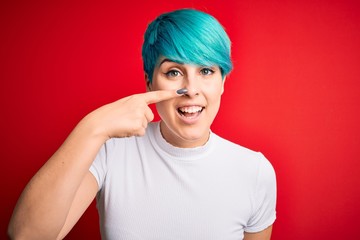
[135,127,146,136]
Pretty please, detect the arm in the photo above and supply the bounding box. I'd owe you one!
[8,90,181,240]
[8,118,108,240]
[244,225,273,240]
[57,171,99,239]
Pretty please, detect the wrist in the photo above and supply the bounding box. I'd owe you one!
[76,111,110,144]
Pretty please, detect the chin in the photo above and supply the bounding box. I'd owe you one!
[174,124,210,146]
[159,114,214,147]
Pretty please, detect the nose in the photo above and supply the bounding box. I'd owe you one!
[183,72,200,97]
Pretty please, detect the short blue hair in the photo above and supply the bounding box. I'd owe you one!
[142,9,233,82]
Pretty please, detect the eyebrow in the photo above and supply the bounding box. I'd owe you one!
[158,58,183,67]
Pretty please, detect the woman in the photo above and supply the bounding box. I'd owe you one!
[8,9,276,240]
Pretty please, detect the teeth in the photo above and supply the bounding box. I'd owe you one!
[179,106,203,113]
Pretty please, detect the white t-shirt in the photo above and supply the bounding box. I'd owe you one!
[90,121,276,240]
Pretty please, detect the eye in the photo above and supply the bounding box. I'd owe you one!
[200,68,215,76]
[165,70,182,78]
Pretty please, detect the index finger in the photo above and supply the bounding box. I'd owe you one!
[144,88,187,104]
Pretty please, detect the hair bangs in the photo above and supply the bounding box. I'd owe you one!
[142,9,232,82]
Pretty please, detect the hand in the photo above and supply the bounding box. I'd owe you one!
[83,89,181,139]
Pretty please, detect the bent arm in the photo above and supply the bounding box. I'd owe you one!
[8,119,106,240]
[8,90,181,239]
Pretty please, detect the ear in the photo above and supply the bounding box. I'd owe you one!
[145,74,152,92]
[221,76,226,95]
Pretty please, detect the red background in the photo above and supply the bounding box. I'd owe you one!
[1,0,360,239]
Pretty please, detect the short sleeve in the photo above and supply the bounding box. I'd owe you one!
[245,153,277,233]
[89,139,114,190]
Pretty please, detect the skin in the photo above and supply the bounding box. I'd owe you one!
[148,57,225,148]
[8,59,272,240]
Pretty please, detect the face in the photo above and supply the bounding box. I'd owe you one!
[147,57,226,148]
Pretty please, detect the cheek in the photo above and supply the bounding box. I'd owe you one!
[152,77,182,91]
[155,100,173,115]
[204,82,224,99]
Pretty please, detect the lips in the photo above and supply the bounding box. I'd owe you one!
[177,105,204,119]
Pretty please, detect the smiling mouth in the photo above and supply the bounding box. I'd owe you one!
[177,106,205,118]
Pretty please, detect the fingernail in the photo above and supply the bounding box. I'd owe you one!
[176,88,188,95]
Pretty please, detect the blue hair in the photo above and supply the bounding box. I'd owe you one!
[142,9,233,82]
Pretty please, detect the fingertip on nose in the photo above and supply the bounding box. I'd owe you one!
[176,88,188,95]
